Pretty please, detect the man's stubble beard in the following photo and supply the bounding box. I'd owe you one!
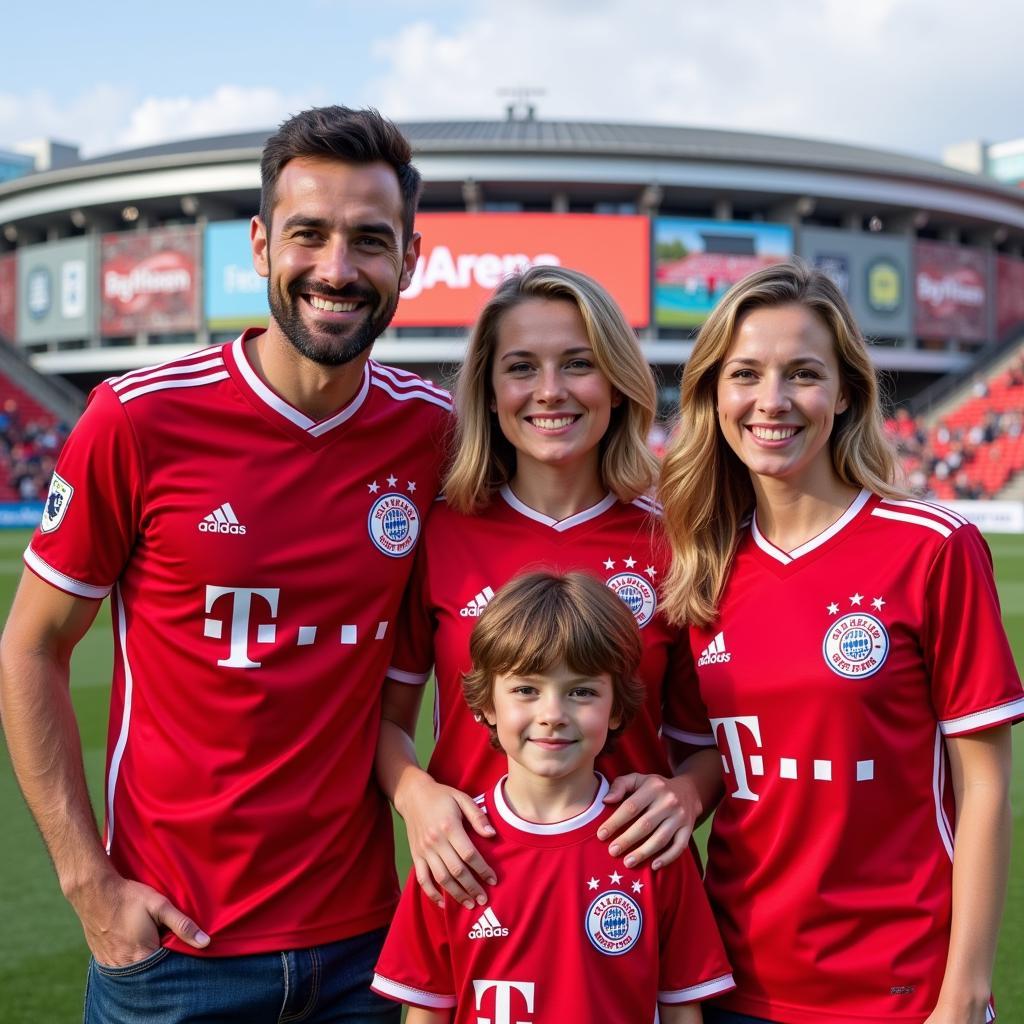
[267,270,401,368]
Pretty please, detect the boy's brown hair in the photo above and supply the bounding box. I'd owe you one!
[462,570,645,751]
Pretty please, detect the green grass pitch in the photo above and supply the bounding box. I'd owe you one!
[0,529,1021,1022]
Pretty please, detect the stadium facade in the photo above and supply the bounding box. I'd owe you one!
[2,114,1024,402]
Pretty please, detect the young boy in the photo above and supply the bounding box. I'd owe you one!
[372,570,733,1023]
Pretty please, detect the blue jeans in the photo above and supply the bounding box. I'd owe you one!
[83,927,400,1024]
[703,1010,777,1024]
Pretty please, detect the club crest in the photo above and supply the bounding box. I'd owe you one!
[823,613,890,679]
[606,572,656,628]
[367,492,420,558]
[41,473,73,533]
[585,890,643,956]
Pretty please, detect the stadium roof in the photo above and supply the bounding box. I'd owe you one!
[24,118,1022,201]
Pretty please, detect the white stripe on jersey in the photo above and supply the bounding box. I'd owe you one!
[940,696,1024,735]
[105,345,223,388]
[932,726,955,862]
[388,666,429,685]
[658,972,737,1004]
[109,356,225,393]
[106,585,135,854]
[661,723,717,746]
[631,494,663,516]
[876,497,967,529]
[370,376,453,412]
[371,974,456,1009]
[870,508,953,538]
[117,371,232,404]
[23,546,112,599]
[370,362,451,403]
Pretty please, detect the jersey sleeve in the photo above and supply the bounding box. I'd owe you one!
[24,384,142,599]
[661,629,717,750]
[656,850,735,1005]
[923,524,1024,736]
[371,871,457,1011]
[661,628,716,748]
[387,537,436,685]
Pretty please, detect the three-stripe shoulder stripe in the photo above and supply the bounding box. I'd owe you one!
[110,349,229,404]
[370,362,452,411]
[631,494,663,516]
[871,498,967,539]
[105,345,222,387]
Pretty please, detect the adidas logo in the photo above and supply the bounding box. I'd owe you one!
[459,587,495,618]
[698,631,731,666]
[198,502,247,535]
[468,908,508,939]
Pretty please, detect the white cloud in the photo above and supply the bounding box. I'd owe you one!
[117,85,326,150]
[0,84,326,158]
[366,0,1024,159]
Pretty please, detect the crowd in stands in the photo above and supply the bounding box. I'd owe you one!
[886,352,1024,501]
[0,398,70,503]
[1,352,1022,508]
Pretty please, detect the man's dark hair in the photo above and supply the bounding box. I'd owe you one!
[259,105,422,243]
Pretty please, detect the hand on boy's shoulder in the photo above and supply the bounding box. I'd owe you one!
[599,772,699,871]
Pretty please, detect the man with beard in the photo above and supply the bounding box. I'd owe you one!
[0,106,451,1023]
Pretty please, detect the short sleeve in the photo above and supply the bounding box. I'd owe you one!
[923,525,1024,736]
[661,628,716,748]
[387,538,436,685]
[371,871,457,1011]
[661,630,716,749]
[25,384,142,599]
[656,849,735,1004]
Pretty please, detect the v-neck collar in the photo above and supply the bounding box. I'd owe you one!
[499,484,618,532]
[226,330,371,443]
[751,488,871,565]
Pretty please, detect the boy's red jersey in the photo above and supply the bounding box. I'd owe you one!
[373,774,734,1022]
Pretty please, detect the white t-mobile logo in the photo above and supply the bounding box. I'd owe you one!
[710,715,763,801]
[204,586,280,668]
[473,979,535,1024]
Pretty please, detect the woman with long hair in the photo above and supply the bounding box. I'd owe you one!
[376,266,722,909]
[660,259,1022,1024]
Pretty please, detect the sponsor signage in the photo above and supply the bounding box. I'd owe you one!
[0,253,14,342]
[913,240,989,342]
[392,213,650,328]
[0,502,45,529]
[995,255,1024,341]
[16,237,96,344]
[655,218,792,327]
[101,226,200,335]
[205,220,268,330]
[947,500,1024,534]
[798,228,912,336]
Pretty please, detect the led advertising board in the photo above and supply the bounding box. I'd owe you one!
[101,226,200,335]
[16,237,95,343]
[655,218,792,327]
[392,213,650,328]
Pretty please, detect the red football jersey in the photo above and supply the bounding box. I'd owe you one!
[388,486,695,793]
[27,332,452,955]
[669,491,1024,1024]
[372,774,734,1021]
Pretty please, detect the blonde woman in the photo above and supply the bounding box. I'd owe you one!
[660,260,1022,1024]
[376,266,722,909]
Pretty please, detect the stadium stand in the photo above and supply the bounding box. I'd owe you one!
[887,347,1024,501]
[0,378,68,502]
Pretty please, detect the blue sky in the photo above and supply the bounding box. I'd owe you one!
[2,0,1021,161]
